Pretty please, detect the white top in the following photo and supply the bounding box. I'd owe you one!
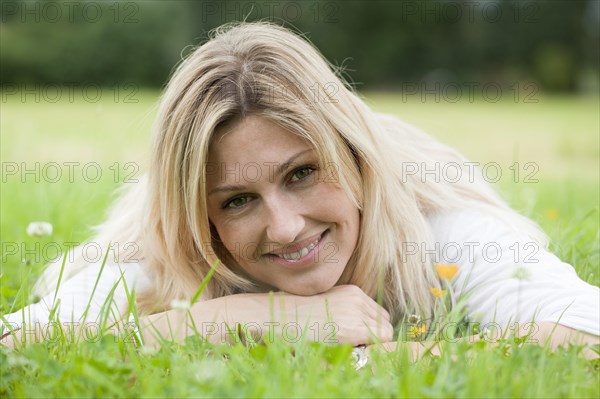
[2,210,599,337]
[2,262,151,332]
[428,210,599,336]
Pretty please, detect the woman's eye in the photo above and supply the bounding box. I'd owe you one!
[224,196,250,209]
[290,167,315,182]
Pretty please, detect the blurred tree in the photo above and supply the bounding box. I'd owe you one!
[0,0,597,92]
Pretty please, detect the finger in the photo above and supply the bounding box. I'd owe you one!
[368,320,394,343]
[340,284,391,322]
[328,285,391,329]
[362,294,391,323]
[335,315,394,346]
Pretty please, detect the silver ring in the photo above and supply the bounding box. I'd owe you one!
[351,344,368,370]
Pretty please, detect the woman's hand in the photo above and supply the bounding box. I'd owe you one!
[282,284,394,346]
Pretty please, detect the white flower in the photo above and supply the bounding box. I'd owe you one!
[407,314,421,325]
[170,299,191,311]
[26,221,53,237]
[479,326,501,342]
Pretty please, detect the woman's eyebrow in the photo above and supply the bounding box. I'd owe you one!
[208,184,247,196]
[207,149,313,196]
[273,148,313,177]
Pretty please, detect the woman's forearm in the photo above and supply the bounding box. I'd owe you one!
[142,293,284,346]
[139,286,394,347]
[371,321,600,362]
[534,321,599,357]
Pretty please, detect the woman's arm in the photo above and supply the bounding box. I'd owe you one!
[139,285,394,348]
[372,321,599,361]
[2,285,392,348]
[0,261,149,349]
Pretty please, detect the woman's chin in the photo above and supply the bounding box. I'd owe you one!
[279,281,335,296]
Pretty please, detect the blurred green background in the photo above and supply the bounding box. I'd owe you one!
[1,0,599,92]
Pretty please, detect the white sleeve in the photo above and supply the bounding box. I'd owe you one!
[428,210,600,336]
[1,261,150,334]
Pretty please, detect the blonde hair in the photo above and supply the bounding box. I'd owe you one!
[35,21,548,324]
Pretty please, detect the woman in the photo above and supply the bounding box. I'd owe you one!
[2,22,598,359]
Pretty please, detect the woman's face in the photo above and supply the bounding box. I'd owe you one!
[205,115,360,295]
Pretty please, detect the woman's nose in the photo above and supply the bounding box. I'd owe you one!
[264,195,305,244]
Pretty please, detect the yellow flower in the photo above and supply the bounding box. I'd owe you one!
[544,208,559,220]
[435,264,459,279]
[430,287,447,298]
[409,324,427,338]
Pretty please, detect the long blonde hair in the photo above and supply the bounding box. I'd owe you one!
[35,21,548,324]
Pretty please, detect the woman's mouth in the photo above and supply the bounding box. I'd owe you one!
[267,230,329,267]
[279,235,321,260]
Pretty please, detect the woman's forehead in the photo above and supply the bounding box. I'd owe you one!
[205,116,317,184]
[208,116,313,161]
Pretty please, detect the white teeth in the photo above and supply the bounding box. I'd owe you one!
[279,237,321,260]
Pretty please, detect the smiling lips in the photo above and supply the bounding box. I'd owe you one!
[278,236,321,260]
[267,230,327,263]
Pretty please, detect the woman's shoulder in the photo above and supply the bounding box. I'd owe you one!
[423,207,557,274]
[425,208,527,244]
[426,208,599,335]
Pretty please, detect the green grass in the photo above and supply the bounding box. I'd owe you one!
[1,89,599,398]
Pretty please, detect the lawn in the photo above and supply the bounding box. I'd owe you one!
[1,88,599,398]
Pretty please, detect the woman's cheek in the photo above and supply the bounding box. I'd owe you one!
[311,182,352,212]
[220,217,260,258]
[211,216,239,252]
